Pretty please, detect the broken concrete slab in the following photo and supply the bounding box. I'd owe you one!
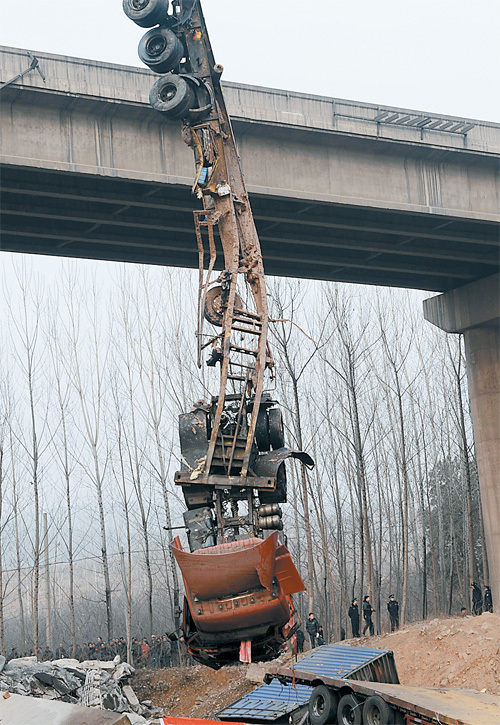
[125,714,149,725]
[51,658,81,669]
[113,663,135,682]
[79,659,118,671]
[0,690,131,724]
[6,656,37,667]
[122,685,140,708]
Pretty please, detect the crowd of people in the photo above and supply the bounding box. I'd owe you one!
[6,634,173,669]
[6,586,494,666]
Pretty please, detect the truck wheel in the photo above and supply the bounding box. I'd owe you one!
[150,75,195,119]
[255,408,271,452]
[309,685,339,725]
[123,0,169,28]
[363,695,396,725]
[268,407,284,449]
[337,693,362,725]
[203,286,244,327]
[139,27,184,73]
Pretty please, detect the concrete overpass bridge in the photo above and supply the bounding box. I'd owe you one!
[1,46,499,607]
[0,46,499,292]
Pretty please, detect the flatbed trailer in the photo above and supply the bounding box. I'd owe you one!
[267,665,500,725]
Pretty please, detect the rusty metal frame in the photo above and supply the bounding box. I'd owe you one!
[177,0,275,511]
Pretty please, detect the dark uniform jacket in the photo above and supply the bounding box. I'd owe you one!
[362,601,374,620]
[306,617,320,636]
[387,600,399,618]
[348,604,359,623]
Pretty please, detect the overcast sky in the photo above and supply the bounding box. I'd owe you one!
[1,0,499,122]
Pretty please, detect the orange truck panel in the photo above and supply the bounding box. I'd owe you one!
[163,720,247,725]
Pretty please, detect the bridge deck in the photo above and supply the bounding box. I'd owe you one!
[1,46,499,291]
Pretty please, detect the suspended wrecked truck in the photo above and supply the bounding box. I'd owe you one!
[123,0,314,668]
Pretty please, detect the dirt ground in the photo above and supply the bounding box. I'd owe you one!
[133,662,256,718]
[134,612,500,718]
[349,611,500,696]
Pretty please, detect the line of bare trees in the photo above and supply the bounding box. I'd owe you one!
[0,257,487,655]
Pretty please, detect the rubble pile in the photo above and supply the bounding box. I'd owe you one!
[0,653,163,723]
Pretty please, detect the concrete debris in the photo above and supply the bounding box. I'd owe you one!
[0,690,132,724]
[123,685,140,708]
[0,656,163,723]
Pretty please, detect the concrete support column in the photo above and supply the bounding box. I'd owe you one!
[464,326,500,605]
[424,274,500,611]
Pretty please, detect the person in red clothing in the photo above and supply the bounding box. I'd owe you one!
[140,638,150,668]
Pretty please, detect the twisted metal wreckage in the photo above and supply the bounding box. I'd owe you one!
[123,0,314,668]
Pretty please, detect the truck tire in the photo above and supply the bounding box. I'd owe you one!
[150,75,195,119]
[363,695,396,725]
[123,0,169,28]
[337,693,362,725]
[138,27,184,73]
[268,407,285,449]
[309,685,339,725]
[255,408,271,452]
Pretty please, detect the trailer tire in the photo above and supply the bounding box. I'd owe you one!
[150,75,196,119]
[363,695,396,725]
[123,0,169,28]
[309,685,339,725]
[337,693,362,725]
[139,27,184,73]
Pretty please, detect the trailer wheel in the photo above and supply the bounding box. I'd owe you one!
[123,0,169,28]
[150,75,196,119]
[309,685,339,725]
[139,27,184,73]
[363,695,396,725]
[337,693,362,725]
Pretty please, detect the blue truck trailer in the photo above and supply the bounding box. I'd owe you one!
[217,644,398,723]
[218,644,500,725]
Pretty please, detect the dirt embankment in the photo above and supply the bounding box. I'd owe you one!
[135,613,500,718]
[133,663,255,718]
[350,611,500,695]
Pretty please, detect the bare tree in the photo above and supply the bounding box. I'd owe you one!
[63,274,114,640]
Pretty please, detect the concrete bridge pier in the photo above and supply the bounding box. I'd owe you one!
[424,274,500,611]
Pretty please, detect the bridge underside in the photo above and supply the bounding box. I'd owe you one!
[1,164,498,293]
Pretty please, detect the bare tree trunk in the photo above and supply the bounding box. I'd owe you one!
[43,513,52,652]
[139,281,181,659]
[120,299,154,639]
[50,352,77,657]
[9,424,26,653]
[67,282,114,641]
[0,434,4,656]
[116,411,133,664]
[291,377,316,613]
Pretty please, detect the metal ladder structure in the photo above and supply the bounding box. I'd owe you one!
[123,0,314,668]
[123,0,301,541]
